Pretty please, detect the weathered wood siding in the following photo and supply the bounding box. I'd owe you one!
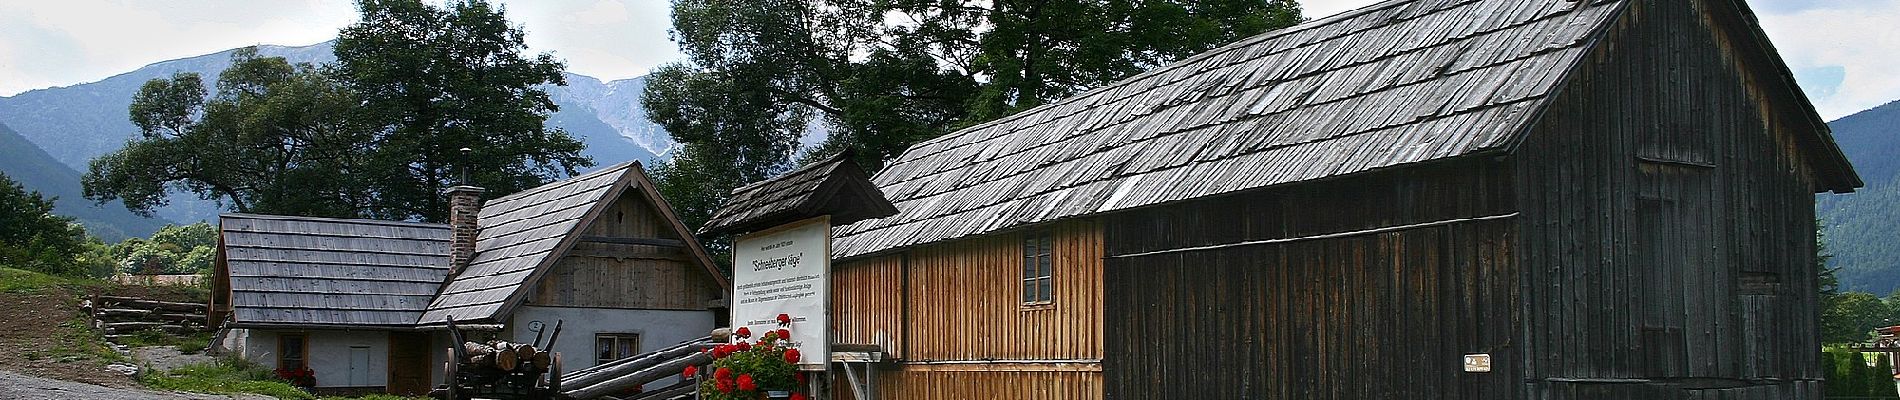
[906,219,1103,361]
[828,219,1104,399]
[830,254,905,359]
[1102,160,1520,399]
[832,370,1102,400]
[527,193,723,310]
[1514,0,1822,397]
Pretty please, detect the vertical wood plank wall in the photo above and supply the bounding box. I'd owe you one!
[829,219,1105,399]
[1101,160,1521,400]
[527,193,723,310]
[1514,0,1822,398]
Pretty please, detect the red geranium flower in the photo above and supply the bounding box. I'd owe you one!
[791,393,808,400]
[737,341,752,351]
[777,314,791,324]
[737,374,757,391]
[714,367,734,380]
[735,326,752,338]
[714,378,733,393]
[784,348,801,363]
[682,365,698,378]
[795,372,807,384]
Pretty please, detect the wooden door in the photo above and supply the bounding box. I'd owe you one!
[387,333,432,395]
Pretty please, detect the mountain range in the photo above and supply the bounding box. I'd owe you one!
[1819,99,1900,295]
[0,41,674,237]
[0,122,169,241]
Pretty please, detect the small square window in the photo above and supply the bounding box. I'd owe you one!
[1022,231,1054,304]
[596,333,640,365]
[278,333,307,370]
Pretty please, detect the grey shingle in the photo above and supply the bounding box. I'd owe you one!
[220,213,451,327]
[833,0,1626,259]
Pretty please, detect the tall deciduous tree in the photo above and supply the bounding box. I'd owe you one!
[87,0,589,223]
[337,0,588,222]
[86,49,371,217]
[646,0,1303,234]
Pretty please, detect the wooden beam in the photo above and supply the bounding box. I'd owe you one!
[579,236,685,247]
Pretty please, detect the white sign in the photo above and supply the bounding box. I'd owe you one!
[1463,354,1492,373]
[731,216,830,371]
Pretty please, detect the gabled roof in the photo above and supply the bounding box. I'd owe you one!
[218,213,451,328]
[419,161,726,325]
[700,151,898,236]
[833,0,1630,259]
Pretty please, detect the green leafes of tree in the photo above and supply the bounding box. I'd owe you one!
[86,49,372,218]
[0,172,88,276]
[647,0,1303,237]
[84,0,589,223]
[336,0,589,222]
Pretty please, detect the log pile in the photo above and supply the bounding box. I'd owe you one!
[459,340,553,374]
[82,295,212,342]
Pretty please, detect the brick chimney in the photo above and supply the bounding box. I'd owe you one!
[445,185,485,274]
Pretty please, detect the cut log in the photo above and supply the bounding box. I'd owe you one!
[563,342,711,390]
[513,345,536,369]
[495,346,519,371]
[532,351,552,369]
[96,296,207,312]
[469,354,493,366]
[463,342,496,357]
[562,351,711,400]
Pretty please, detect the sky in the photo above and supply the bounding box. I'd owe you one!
[0,0,1893,119]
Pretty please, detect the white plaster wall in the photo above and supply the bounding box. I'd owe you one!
[508,306,715,375]
[220,329,391,388]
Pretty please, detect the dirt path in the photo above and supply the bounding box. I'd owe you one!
[0,289,137,387]
[0,371,271,400]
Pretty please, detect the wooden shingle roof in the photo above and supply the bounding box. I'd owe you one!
[219,213,451,328]
[832,0,1629,259]
[419,161,726,325]
[700,151,897,236]
[419,162,636,324]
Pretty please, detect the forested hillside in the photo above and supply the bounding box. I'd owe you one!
[0,123,169,240]
[1819,100,1900,294]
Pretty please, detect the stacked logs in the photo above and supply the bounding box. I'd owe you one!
[82,295,212,342]
[460,340,554,373]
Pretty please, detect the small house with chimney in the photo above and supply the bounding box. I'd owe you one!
[208,162,728,396]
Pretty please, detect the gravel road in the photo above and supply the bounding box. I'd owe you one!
[0,371,272,400]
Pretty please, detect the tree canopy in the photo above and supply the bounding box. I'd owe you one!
[84,0,588,222]
[646,0,1304,235]
[0,172,87,275]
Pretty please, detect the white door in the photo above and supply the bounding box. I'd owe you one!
[348,346,371,386]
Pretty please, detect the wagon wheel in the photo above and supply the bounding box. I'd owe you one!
[444,348,461,400]
[547,352,563,394]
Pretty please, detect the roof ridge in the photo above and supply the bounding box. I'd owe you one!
[220,213,449,229]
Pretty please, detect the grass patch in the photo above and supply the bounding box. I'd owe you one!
[0,267,100,293]
[319,395,431,400]
[117,329,214,354]
[140,357,315,400]
[41,316,129,363]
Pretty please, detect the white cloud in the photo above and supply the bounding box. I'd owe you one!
[1756,0,1900,119]
[0,0,356,96]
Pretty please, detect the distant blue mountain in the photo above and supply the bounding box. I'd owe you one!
[0,122,170,241]
[0,41,672,225]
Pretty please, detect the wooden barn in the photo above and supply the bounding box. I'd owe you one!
[209,162,728,395]
[810,0,1862,398]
